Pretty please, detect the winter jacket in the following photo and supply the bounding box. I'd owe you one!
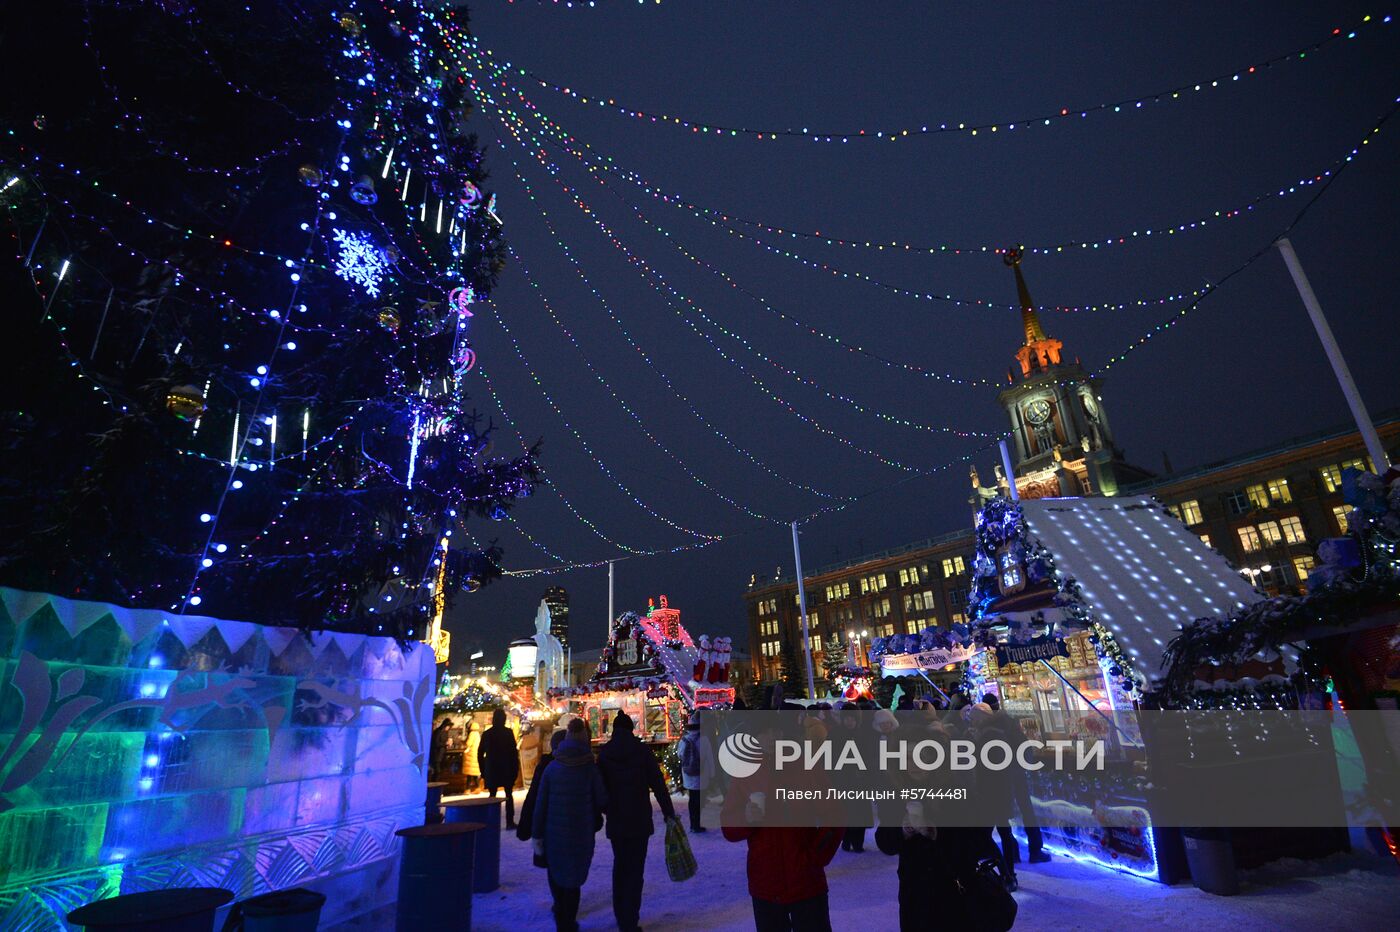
[722,773,842,904]
[597,728,677,839]
[519,729,542,784]
[532,738,607,888]
[516,753,553,842]
[972,721,1015,823]
[679,730,714,792]
[463,728,481,776]
[478,723,520,788]
[875,825,998,928]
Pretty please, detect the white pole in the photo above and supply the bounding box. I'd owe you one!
[999,439,1020,501]
[791,521,817,700]
[1277,237,1390,469]
[607,560,615,636]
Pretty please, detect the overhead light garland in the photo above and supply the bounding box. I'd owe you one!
[464,14,1391,143]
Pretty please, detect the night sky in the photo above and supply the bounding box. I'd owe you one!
[444,1,1400,664]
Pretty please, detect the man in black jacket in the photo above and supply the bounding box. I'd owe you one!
[597,711,677,932]
[982,693,1050,864]
[478,708,521,829]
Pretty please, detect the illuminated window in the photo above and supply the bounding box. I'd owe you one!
[898,564,930,586]
[1169,500,1203,525]
[809,635,821,652]
[859,574,888,594]
[761,641,779,657]
[1237,526,1262,553]
[1332,505,1351,533]
[1266,478,1292,504]
[1245,484,1270,510]
[875,623,896,638]
[950,612,967,624]
[871,598,892,619]
[1319,458,1372,493]
[1279,516,1305,544]
[905,618,921,634]
[1225,490,1253,515]
[1257,521,1282,546]
[1293,555,1316,581]
[942,556,966,577]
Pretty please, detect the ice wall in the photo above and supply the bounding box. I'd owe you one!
[0,588,434,930]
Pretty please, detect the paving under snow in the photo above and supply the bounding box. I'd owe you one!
[463,790,1398,931]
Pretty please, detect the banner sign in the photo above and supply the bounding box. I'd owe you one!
[879,644,980,674]
[995,635,1070,667]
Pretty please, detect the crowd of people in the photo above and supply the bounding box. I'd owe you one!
[445,691,1042,932]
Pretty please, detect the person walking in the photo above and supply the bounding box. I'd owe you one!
[519,723,544,787]
[678,715,714,832]
[982,693,1050,864]
[532,718,607,932]
[518,728,567,850]
[597,711,678,932]
[479,708,521,829]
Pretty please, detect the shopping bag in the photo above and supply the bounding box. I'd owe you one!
[664,817,697,882]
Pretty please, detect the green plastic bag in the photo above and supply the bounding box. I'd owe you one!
[664,817,697,882]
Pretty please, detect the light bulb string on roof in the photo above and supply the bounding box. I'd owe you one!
[505,244,795,523]
[501,152,926,473]
[510,195,860,500]
[459,50,1366,261]
[495,116,998,443]
[485,270,727,542]
[1087,95,1400,380]
[460,14,1391,144]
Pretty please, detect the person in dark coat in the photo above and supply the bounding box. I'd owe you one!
[479,708,521,828]
[970,703,1019,890]
[532,718,607,932]
[518,729,567,846]
[596,710,677,932]
[983,693,1050,864]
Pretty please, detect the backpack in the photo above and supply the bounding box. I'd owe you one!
[681,733,701,777]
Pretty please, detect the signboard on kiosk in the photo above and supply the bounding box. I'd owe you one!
[995,635,1070,667]
[879,643,980,674]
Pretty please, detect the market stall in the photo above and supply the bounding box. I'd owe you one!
[548,595,734,752]
[874,495,1269,881]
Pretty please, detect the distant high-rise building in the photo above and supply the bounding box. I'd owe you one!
[543,586,569,650]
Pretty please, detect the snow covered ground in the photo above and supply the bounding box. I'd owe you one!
[462,790,1398,931]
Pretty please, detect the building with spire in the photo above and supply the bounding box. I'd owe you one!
[742,250,1400,689]
[993,247,1152,499]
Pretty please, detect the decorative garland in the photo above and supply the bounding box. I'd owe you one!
[1154,468,1400,707]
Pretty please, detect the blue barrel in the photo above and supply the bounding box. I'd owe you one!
[425,781,448,824]
[444,798,502,892]
[395,822,482,930]
[233,888,326,932]
[67,888,234,932]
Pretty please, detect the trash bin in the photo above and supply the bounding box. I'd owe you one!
[395,822,483,929]
[425,781,448,824]
[444,798,502,892]
[1182,827,1239,896]
[222,888,326,932]
[67,888,235,932]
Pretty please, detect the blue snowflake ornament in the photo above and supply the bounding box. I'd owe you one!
[331,227,389,297]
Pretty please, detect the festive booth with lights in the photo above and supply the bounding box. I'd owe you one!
[548,596,733,751]
[874,496,1270,881]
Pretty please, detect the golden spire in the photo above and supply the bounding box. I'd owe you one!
[1003,247,1047,345]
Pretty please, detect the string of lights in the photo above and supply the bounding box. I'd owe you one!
[488,304,726,540]
[1088,95,1400,379]
[468,59,1218,317]
[496,116,998,441]
[502,148,925,472]
[507,245,794,523]
[475,359,712,557]
[505,101,1369,261]
[511,192,862,499]
[468,14,1391,143]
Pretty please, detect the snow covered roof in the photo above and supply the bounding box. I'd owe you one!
[1019,497,1263,675]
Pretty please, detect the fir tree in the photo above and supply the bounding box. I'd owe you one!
[777,637,808,700]
[0,1,540,636]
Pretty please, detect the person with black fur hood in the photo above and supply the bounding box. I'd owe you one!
[597,710,678,932]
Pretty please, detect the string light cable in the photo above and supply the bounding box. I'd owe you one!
[1087,94,1400,379]
[467,14,1393,143]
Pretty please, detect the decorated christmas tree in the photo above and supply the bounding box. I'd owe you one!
[0,0,539,637]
